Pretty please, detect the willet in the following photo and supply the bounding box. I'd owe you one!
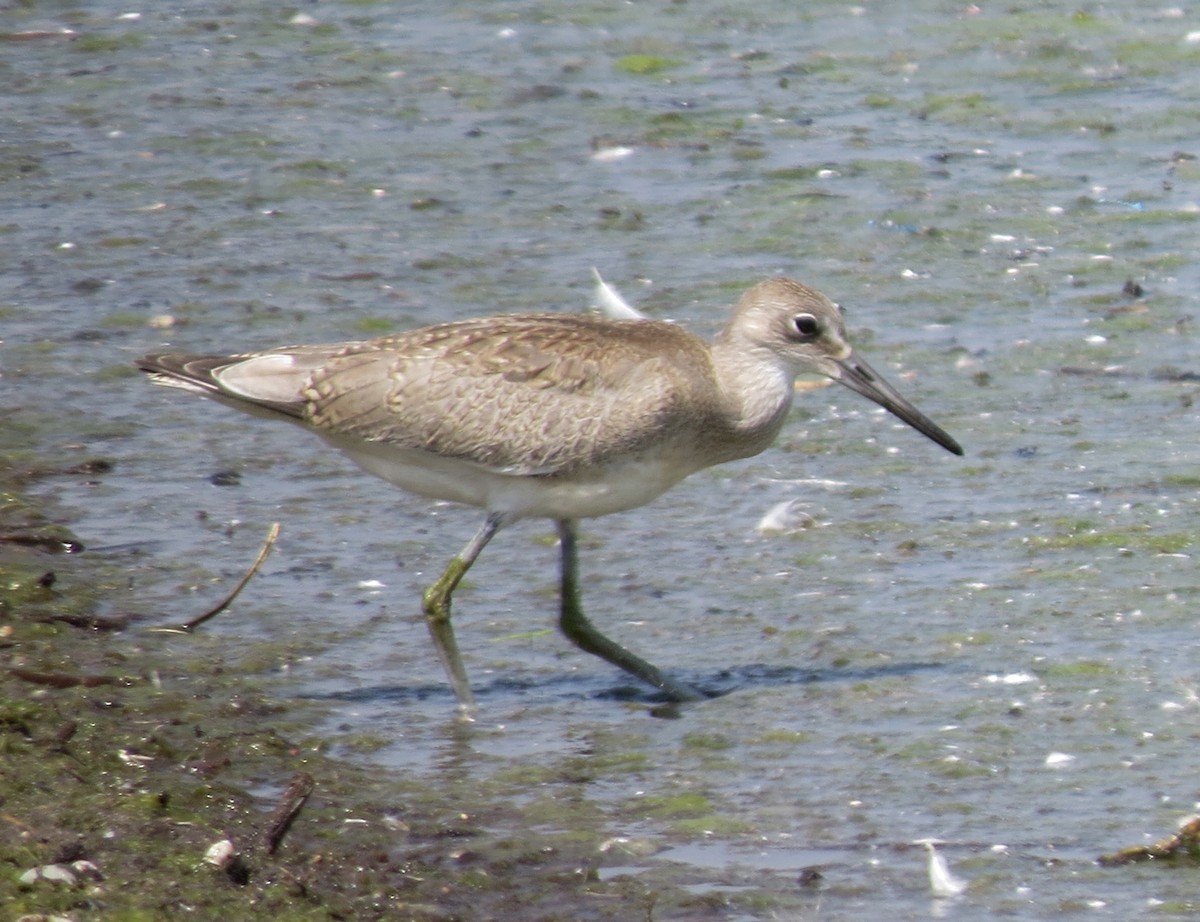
[137,277,962,712]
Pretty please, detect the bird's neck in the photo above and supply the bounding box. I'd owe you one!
[706,338,795,462]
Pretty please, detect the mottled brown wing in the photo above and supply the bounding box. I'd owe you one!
[301,314,716,476]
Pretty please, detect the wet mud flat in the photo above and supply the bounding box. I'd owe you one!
[2,461,761,920]
[7,459,1200,922]
[8,0,1200,918]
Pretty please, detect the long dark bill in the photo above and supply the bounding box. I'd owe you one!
[833,355,963,456]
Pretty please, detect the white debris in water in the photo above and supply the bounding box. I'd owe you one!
[592,146,635,162]
[913,839,968,897]
[357,579,386,590]
[756,499,817,536]
[118,749,154,767]
[598,836,659,857]
[72,859,102,880]
[591,268,646,320]
[290,12,317,26]
[203,839,237,868]
[1044,751,1075,768]
[984,672,1037,685]
[19,863,78,886]
[766,477,846,490]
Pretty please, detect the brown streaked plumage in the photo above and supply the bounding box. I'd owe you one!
[137,277,962,713]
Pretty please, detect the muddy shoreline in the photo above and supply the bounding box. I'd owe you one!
[0,460,709,920]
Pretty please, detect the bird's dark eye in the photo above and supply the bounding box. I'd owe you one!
[791,313,820,339]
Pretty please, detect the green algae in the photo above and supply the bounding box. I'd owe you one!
[1041,660,1119,679]
[634,791,713,819]
[72,32,143,53]
[915,92,1004,125]
[1024,522,1196,555]
[353,315,400,335]
[614,54,681,76]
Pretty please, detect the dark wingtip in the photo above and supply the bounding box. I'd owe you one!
[134,352,230,397]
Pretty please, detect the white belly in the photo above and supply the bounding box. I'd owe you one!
[320,432,697,521]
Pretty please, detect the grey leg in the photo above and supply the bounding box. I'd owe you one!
[422,512,505,715]
[555,519,704,703]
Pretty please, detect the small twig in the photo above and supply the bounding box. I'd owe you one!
[152,523,280,634]
[0,532,85,553]
[260,771,315,855]
[43,612,131,632]
[9,667,138,689]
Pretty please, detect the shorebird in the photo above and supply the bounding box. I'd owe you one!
[137,276,962,712]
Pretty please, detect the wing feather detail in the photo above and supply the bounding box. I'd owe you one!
[301,315,718,476]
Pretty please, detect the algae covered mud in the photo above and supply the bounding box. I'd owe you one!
[5,0,1200,918]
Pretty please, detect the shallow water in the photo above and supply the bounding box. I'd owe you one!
[5,0,1200,917]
